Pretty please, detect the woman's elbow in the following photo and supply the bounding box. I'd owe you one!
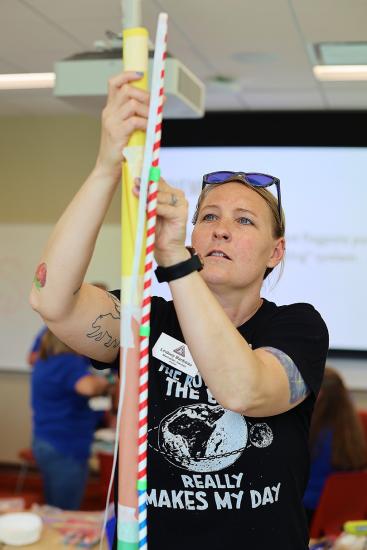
[214,384,259,414]
[30,290,50,321]
[29,288,69,322]
[214,393,249,415]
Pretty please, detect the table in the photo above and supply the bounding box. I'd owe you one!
[1,523,109,550]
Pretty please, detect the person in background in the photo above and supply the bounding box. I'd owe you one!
[28,282,118,435]
[31,329,110,510]
[27,325,47,367]
[303,366,367,525]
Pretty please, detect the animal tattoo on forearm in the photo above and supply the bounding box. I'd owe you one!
[86,292,120,348]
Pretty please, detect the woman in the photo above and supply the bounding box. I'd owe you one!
[30,71,328,548]
[304,366,367,524]
[31,329,110,510]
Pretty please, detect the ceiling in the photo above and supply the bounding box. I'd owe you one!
[1,0,367,116]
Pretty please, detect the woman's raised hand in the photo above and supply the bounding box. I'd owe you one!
[134,177,189,266]
[98,72,188,266]
[95,71,150,179]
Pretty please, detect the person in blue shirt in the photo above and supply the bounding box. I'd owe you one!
[31,328,110,510]
[303,366,367,525]
[27,325,47,367]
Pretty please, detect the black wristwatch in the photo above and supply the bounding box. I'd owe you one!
[155,247,204,283]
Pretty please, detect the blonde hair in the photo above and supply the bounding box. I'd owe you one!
[39,329,74,360]
[192,181,286,279]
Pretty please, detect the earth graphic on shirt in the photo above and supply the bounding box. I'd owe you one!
[158,404,248,472]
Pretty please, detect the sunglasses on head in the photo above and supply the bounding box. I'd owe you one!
[202,171,282,220]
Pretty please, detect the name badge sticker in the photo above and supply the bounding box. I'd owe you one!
[152,333,198,376]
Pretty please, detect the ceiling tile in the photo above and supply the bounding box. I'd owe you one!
[24,0,122,20]
[322,82,367,109]
[156,0,312,75]
[0,0,365,113]
[291,0,367,41]
[0,58,24,73]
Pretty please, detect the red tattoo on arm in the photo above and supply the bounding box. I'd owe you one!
[34,262,47,290]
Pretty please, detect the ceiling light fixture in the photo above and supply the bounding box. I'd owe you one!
[313,65,367,81]
[0,73,55,90]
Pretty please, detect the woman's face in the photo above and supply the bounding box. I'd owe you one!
[191,182,285,291]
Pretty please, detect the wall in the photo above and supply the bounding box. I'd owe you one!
[0,115,120,225]
[0,114,118,462]
[0,372,32,463]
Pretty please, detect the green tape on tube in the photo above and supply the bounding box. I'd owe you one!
[117,540,138,550]
[137,478,148,491]
[140,325,150,337]
[149,166,161,182]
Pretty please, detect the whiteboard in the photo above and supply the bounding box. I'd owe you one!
[160,146,367,353]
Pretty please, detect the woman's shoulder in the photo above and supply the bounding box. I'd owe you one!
[259,299,329,348]
[264,298,320,314]
[262,299,327,327]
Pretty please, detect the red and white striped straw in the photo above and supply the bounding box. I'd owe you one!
[137,13,168,550]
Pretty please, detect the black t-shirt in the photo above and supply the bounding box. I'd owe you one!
[92,293,329,550]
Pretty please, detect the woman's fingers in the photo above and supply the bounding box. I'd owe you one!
[156,201,187,220]
[96,71,152,176]
[157,176,171,190]
[107,71,145,100]
[104,76,150,140]
[119,98,150,122]
[158,178,186,204]
[131,175,188,261]
[155,183,187,220]
[115,84,150,109]
[157,190,183,207]
[134,177,182,197]
[123,116,148,136]
[132,178,187,214]
[156,178,186,209]
[101,111,147,149]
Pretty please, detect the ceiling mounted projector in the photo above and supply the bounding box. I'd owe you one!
[54,50,205,118]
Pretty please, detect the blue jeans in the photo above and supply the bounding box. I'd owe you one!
[32,437,89,510]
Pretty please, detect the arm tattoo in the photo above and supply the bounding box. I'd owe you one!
[260,346,310,404]
[86,291,120,349]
